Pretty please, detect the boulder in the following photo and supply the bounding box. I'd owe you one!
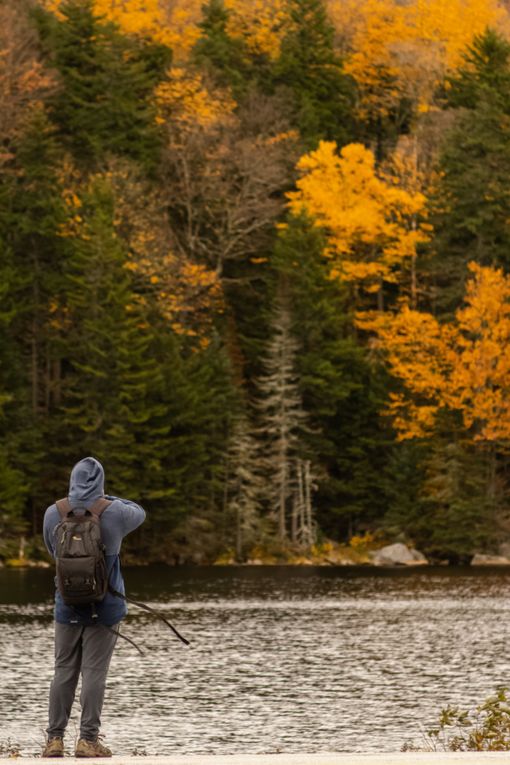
[371,542,428,567]
[499,542,510,559]
[471,553,510,566]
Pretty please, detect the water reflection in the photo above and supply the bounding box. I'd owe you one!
[0,566,510,755]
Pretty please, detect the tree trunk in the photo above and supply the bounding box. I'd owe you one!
[304,460,313,546]
[487,444,497,507]
[377,282,384,312]
[235,502,242,562]
[279,461,287,543]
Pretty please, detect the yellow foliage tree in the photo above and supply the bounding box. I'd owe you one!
[287,140,430,297]
[224,0,290,60]
[359,263,510,443]
[45,0,202,59]
[328,0,509,118]
[154,67,235,128]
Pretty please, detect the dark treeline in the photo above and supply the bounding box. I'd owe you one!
[1,0,510,564]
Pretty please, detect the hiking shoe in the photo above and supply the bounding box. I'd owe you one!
[75,738,112,758]
[42,737,64,757]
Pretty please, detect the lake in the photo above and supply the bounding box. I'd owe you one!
[1,564,510,756]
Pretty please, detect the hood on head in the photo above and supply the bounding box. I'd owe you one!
[68,457,105,506]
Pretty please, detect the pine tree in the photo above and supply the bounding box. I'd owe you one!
[381,440,429,544]
[224,411,263,560]
[56,174,171,508]
[147,336,236,560]
[0,403,29,551]
[271,0,356,148]
[431,29,510,314]
[0,257,31,541]
[193,0,255,98]
[0,106,70,528]
[256,287,312,543]
[418,440,496,562]
[273,214,394,539]
[35,0,170,168]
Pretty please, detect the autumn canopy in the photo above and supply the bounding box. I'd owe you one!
[1,0,510,564]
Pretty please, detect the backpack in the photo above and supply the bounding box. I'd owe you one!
[52,496,190,651]
[54,497,111,607]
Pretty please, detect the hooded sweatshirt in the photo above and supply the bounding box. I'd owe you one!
[43,457,146,626]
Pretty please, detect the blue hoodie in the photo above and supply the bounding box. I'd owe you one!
[43,457,146,626]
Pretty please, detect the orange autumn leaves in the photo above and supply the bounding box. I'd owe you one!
[359,265,510,443]
[287,141,430,291]
[154,68,235,129]
[290,141,510,445]
[43,0,510,140]
[331,0,509,116]
[45,0,201,58]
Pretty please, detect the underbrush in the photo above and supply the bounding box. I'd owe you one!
[403,687,510,751]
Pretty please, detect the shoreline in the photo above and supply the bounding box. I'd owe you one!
[3,537,509,570]
[4,753,510,764]
[2,559,510,570]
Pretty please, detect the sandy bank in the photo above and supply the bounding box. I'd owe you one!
[4,752,510,764]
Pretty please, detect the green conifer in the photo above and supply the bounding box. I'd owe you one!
[273,214,392,539]
[0,106,70,524]
[272,0,356,148]
[193,0,255,98]
[35,0,170,168]
[431,29,510,313]
[58,175,169,501]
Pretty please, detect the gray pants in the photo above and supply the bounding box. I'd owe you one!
[47,622,119,741]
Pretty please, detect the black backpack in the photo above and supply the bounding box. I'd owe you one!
[54,497,111,607]
[52,496,190,651]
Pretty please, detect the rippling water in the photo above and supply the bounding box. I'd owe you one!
[1,565,510,755]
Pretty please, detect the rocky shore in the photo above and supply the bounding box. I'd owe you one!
[2,542,510,569]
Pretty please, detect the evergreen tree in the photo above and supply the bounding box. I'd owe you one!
[446,28,510,111]
[255,287,312,543]
[417,440,496,562]
[12,161,237,557]
[273,215,393,539]
[56,174,172,510]
[35,0,171,168]
[148,336,236,561]
[0,106,70,528]
[381,440,428,543]
[431,30,510,314]
[0,242,30,540]
[193,0,257,98]
[223,411,263,560]
[271,0,356,148]
[0,443,28,547]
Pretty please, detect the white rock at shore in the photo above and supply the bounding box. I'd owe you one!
[471,553,510,566]
[499,542,510,558]
[371,542,428,566]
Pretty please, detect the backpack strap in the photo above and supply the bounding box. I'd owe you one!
[54,497,111,518]
[88,498,112,516]
[55,498,72,518]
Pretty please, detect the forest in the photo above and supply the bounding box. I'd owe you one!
[1,0,510,565]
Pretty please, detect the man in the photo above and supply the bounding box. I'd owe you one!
[42,456,145,758]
